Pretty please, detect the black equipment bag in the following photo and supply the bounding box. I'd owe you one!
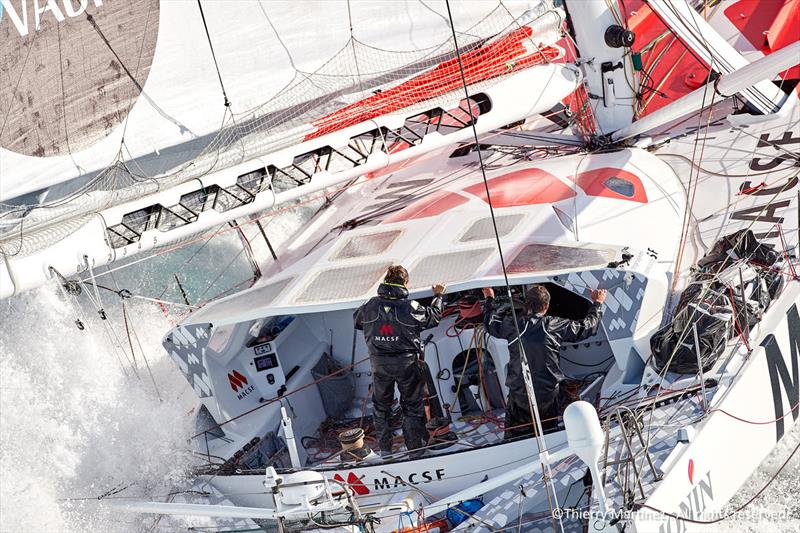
[697,229,780,270]
[652,289,733,374]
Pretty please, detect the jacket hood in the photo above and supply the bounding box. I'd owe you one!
[377,282,409,300]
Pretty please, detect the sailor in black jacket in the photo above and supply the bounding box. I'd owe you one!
[482,284,606,439]
[354,265,445,457]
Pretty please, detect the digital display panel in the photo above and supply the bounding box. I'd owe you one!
[253,343,272,356]
[254,353,279,372]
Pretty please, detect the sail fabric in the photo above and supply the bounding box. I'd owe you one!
[0,0,544,203]
[0,0,567,266]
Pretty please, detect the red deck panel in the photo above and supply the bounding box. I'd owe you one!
[383,189,469,223]
[462,168,576,207]
[573,167,648,203]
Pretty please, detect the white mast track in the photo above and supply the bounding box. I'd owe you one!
[0,64,581,299]
[611,41,800,143]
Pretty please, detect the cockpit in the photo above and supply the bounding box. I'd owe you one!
[165,246,666,480]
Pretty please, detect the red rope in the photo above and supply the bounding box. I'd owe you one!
[708,400,800,425]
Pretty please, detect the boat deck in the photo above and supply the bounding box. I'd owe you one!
[304,409,509,468]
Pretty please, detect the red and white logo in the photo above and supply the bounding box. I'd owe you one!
[228,370,249,392]
[378,324,395,336]
[333,472,370,495]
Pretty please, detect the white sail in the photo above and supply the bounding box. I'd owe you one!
[0,0,542,201]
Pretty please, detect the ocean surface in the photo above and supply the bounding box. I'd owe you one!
[0,205,312,532]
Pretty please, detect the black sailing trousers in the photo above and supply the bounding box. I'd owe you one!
[504,392,559,440]
[370,354,427,455]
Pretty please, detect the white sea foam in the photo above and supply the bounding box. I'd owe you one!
[0,205,313,533]
[0,288,196,533]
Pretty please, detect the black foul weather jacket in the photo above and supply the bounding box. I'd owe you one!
[353,283,443,453]
[483,297,604,411]
[353,283,443,358]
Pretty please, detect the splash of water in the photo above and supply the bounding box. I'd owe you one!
[0,288,196,533]
[0,203,314,532]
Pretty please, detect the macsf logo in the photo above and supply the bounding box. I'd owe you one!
[333,472,369,495]
[228,370,249,392]
[374,323,399,342]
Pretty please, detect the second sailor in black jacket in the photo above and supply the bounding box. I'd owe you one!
[482,284,606,439]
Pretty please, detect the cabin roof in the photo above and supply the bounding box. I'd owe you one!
[184,148,683,327]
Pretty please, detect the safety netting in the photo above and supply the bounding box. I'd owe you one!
[0,1,565,258]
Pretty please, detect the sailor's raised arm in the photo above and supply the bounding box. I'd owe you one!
[482,287,516,341]
[410,283,446,329]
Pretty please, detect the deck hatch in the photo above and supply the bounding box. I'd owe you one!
[294,262,393,304]
[185,277,295,325]
[459,214,525,242]
[330,230,402,260]
[507,244,615,273]
[409,248,494,288]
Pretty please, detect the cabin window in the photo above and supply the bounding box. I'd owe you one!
[208,323,236,353]
[246,316,295,346]
[603,176,635,198]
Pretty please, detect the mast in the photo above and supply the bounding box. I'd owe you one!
[564,0,637,134]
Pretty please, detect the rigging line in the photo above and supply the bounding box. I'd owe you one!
[732,126,800,160]
[55,22,85,176]
[157,223,228,299]
[628,229,774,417]
[255,3,327,97]
[0,24,38,139]
[85,11,193,135]
[120,0,157,141]
[346,0,364,93]
[114,268,164,402]
[341,150,507,226]
[196,0,231,109]
[443,1,564,532]
[655,152,799,178]
[639,437,800,525]
[671,65,716,292]
[121,300,140,369]
[642,0,713,74]
[386,480,500,532]
[194,244,248,302]
[256,1,297,70]
[417,0,455,30]
[633,234,793,435]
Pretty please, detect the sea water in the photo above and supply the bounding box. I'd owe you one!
[0,206,312,532]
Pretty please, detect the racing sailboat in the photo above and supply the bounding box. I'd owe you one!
[1,0,798,531]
